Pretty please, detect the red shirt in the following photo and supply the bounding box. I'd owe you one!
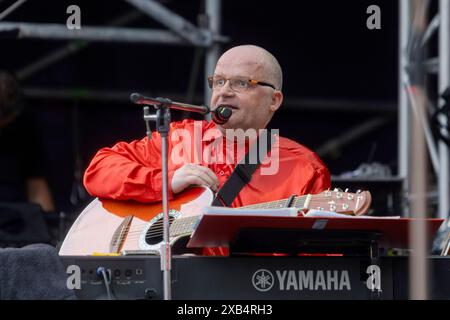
[84,119,331,255]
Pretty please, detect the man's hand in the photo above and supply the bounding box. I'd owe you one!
[171,164,219,194]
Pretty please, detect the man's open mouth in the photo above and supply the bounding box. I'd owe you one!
[218,104,239,110]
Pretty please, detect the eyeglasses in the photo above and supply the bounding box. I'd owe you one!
[207,75,276,92]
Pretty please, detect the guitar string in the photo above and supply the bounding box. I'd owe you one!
[125,217,198,239]
[109,194,368,249]
[124,209,361,240]
[119,216,193,239]
[105,191,365,222]
[127,220,200,240]
[119,198,295,237]
[126,211,351,242]
[118,194,366,240]
[122,214,365,243]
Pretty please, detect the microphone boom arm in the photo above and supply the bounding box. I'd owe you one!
[130,93,210,115]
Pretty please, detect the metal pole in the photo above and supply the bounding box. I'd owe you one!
[0,0,27,21]
[22,87,397,112]
[125,0,210,46]
[399,0,411,217]
[409,85,429,300]
[316,117,389,158]
[16,10,142,80]
[150,104,172,301]
[161,132,171,300]
[404,75,440,175]
[407,0,430,300]
[204,0,221,121]
[0,22,187,44]
[438,0,450,223]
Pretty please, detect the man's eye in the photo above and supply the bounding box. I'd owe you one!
[214,78,225,86]
[237,80,248,87]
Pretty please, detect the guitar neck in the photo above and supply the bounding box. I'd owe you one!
[170,195,311,238]
[240,194,309,210]
[170,215,199,238]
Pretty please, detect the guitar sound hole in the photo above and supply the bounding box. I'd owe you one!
[145,216,175,245]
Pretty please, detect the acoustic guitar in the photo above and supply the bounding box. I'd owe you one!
[59,187,371,255]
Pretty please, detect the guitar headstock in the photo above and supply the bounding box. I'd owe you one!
[307,188,372,215]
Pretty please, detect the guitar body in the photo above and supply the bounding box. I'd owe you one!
[59,187,214,255]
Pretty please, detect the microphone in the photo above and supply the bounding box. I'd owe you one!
[212,105,233,125]
[130,92,232,124]
[130,93,210,115]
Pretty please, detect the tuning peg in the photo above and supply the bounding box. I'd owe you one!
[347,194,354,200]
[342,204,349,210]
[334,188,343,192]
[356,189,362,194]
[344,188,349,192]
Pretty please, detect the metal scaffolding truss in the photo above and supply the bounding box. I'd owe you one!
[399,0,449,221]
[399,0,450,299]
[0,0,225,103]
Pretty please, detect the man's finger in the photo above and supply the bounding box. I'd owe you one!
[187,172,217,192]
[190,165,220,186]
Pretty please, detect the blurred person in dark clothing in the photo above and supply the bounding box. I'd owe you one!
[0,70,54,212]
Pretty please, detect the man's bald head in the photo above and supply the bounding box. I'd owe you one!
[216,45,283,90]
[211,45,284,132]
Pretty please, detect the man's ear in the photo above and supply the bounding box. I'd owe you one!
[269,90,283,112]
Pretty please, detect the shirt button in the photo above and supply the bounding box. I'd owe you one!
[219,171,225,176]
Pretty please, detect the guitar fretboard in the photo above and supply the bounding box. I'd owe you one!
[170,216,199,237]
[240,195,307,210]
[170,194,309,237]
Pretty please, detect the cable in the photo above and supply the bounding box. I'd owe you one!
[96,267,114,300]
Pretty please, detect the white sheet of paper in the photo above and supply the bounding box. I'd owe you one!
[305,210,400,219]
[201,206,299,217]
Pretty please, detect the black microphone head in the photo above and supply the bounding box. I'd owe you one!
[213,105,233,125]
[130,92,142,103]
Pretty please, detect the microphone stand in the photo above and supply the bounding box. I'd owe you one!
[133,93,226,300]
[142,97,172,300]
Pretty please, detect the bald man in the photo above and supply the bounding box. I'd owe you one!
[83,45,330,254]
